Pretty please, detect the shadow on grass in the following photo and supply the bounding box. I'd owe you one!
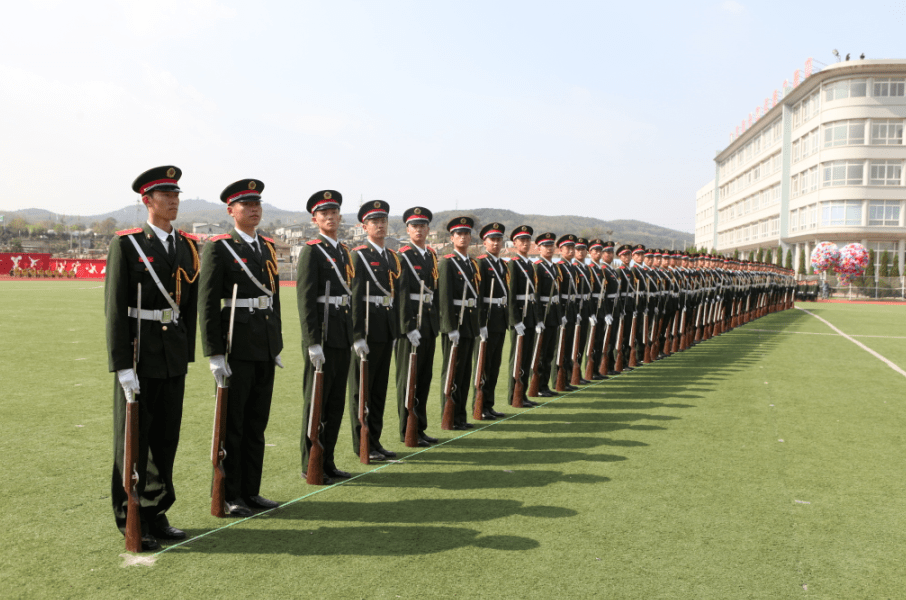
[168,525,541,555]
[407,450,627,468]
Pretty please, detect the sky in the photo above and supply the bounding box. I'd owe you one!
[2,0,905,232]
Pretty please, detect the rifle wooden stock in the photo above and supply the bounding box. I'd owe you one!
[306,369,325,485]
[358,357,370,464]
[525,329,543,400]
[569,321,582,386]
[628,312,639,367]
[554,325,568,392]
[123,390,141,552]
[614,315,625,373]
[584,319,597,381]
[211,384,228,517]
[512,332,525,406]
[441,341,458,430]
[642,310,652,364]
[404,351,419,447]
[472,338,487,420]
[597,319,611,377]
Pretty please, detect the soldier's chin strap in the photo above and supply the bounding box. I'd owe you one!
[126,234,180,321]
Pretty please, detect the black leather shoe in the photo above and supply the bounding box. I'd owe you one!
[420,433,438,444]
[523,399,539,407]
[453,424,468,431]
[377,447,397,458]
[226,498,252,517]
[565,385,578,392]
[245,495,280,509]
[489,408,506,418]
[537,390,555,398]
[326,468,352,479]
[480,411,496,420]
[591,374,605,381]
[578,378,591,385]
[607,370,618,376]
[150,524,186,540]
[140,534,161,552]
[463,422,475,429]
[368,450,385,461]
[302,472,334,485]
[417,439,430,447]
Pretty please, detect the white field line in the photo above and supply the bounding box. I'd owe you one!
[796,307,906,379]
[0,285,103,291]
[745,328,906,340]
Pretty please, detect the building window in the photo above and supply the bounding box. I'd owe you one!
[770,216,779,236]
[825,78,868,101]
[792,140,800,162]
[868,200,901,226]
[790,210,799,232]
[806,166,818,193]
[823,160,864,186]
[869,161,903,186]
[821,200,863,226]
[773,153,781,173]
[872,77,906,97]
[824,120,865,147]
[870,119,904,145]
[791,174,800,197]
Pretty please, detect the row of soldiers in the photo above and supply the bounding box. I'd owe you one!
[107,165,795,552]
[7,267,78,278]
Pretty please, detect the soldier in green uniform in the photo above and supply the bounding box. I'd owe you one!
[298,190,354,484]
[198,178,283,516]
[395,207,440,446]
[506,225,542,407]
[105,166,199,551]
[552,234,579,392]
[438,217,481,430]
[533,232,562,398]
[473,222,509,420]
[348,200,402,461]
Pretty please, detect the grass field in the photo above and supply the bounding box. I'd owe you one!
[1,281,904,599]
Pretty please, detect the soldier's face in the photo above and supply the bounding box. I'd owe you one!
[575,248,587,261]
[363,216,387,242]
[312,208,340,236]
[228,200,261,231]
[589,248,602,262]
[643,256,653,267]
[144,191,180,223]
[632,252,644,264]
[451,230,471,252]
[483,236,502,256]
[407,222,428,246]
[539,244,554,260]
[513,238,530,255]
[602,250,614,264]
[559,245,574,260]
[619,252,631,266]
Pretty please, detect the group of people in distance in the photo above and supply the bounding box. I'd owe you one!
[107,166,797,552]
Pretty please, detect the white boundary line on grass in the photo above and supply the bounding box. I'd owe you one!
[745,328,906,340]
[797,307,906,379]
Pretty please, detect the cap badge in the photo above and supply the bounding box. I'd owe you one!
[324,191,332,199]
[249,181,257,190]
[414,208,421,214]
[374,201,380,208]
[166,167,176,178]
[460,218,466,224]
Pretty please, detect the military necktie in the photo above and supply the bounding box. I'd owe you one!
[166,234,174,259]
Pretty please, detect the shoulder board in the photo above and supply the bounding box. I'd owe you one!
[398,245,411,252]
[209,234,232,241]
[477,254,488,259]
[387,248,396,254]
[444,253,455,259]
[352,245,368,251]
[116,227,143,236]
[179,230,200,241]
[428,247,437,254]
[260,235,274,243]
[306,239,322,245]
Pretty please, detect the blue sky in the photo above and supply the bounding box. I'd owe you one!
[2,0,903,232]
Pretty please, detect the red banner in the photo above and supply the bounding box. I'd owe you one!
[0,253,106,277]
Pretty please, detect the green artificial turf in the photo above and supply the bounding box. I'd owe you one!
[1,281,904,599]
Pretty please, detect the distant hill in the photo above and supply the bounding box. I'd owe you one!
[1,201,693,250]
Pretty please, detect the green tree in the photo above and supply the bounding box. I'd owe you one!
[865,249,876,277]
[92,217,118,237]
[892,255,901,277]
[10,238,22,251]
[879,251,890,277]
[764,248,773,264]
[785,248,793,269]
[755,248,764,262]
[733,248,740,260]
[798,250,806,275]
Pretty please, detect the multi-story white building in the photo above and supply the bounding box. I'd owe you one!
[696,59,906,272]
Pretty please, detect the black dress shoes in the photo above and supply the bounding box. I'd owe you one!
[607,370,618,376]
[420,433,438,444]
[377,447,397,458]
[368,450,385,461]
[522,399,539,407]
[452,424,468,431]
[325,467,352,479]
[489,408,506,418]
[537,390,555,398]
[150,524,186,540]
[578,378,591,385]
[226,498,252,517]
[417,439,430,447]
[302,472,334,485]
[463,422,475,429]
[245,495,280,509]
[480,411,496,420]
[591,374,605,381]
[140,534,161,552]
[565,385,578,392]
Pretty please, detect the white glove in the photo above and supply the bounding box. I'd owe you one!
[407,329,421,347]
[308,344,325,370]
[535,323,545,334]
[479,326,488,341]
[576,314,582,324]
[605,314,614,326]
[514,322,526,336]
[353,338,369,359]
[448,330,461,345]
[589,315,597,326]
[561,316,568,326]
[117,368,140,393]
[209,355,232,387]
[275,354,284,369]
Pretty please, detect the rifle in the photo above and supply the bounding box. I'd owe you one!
[628,272,640,368]
[642,273,651,364]
[570,273,584,386]
[442,284,467,430]
[554,277,569,392]
[473,278,495,420]
[123,283,141,552]
[584,266,603,381]
[211,283,238,517]
[526,288,553,399]
[512,275,530,406]
[306,281,330,485]
[598,273,620,377]
[404,282,426,447]
[358,281,370,464]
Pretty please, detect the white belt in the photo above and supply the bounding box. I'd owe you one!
[607,293,620,299]
[539,295,559,303]
[515,294,535,301]
[129,307,176,324]
[224,296,273,310]
[592,293,604,299]
[366,295,393,307]
[581,293,590,301]
[409,292,434,303]
[560,294,573,301]
[317,295,350,307]
[483,297,507,306]
[453,298,477,308]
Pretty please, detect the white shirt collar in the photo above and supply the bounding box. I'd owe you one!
[319,233,338,248]
[454,249,469,261]
[368,238,385,254]
[147,221,173,245]
[235,228,258,245]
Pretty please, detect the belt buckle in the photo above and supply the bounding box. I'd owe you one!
[341,296,349,307]
[468,298,476,308]
[381,296,391,307]
[160,309,173,324]
[257,296,269,309]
